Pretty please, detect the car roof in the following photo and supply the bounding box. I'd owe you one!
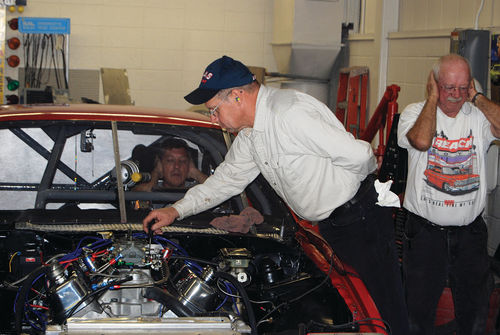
[0,103,219,128]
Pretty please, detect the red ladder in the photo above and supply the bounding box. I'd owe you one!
[335,66,369,138]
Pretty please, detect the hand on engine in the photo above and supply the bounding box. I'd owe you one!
[143,207,180,234]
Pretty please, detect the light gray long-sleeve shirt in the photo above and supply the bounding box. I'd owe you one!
[174,85,376,221]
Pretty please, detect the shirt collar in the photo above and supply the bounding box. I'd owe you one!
[239,85,268,138]
[252,85,269,132]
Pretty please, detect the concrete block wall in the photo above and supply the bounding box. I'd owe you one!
[348,36,379,122]
[349,0,500,115]
[9,0,276,109]
[387,35,450,110]
[399,0,499,32]
[390,0,500,110]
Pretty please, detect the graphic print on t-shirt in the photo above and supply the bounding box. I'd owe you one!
[423,130,480,196]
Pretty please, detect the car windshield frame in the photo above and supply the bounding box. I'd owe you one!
[0,114,280,232]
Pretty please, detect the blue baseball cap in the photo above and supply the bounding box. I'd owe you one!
[184,55,255,105]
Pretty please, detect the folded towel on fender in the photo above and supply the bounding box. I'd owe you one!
[209,206,264,233]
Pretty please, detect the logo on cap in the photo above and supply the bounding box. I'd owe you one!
[201,71,213,84]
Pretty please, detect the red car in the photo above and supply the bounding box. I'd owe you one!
[424,164,480,195]
[0,104,386,334]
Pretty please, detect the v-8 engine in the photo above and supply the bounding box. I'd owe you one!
[13,232,267,334]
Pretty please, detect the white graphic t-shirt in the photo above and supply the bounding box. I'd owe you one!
[398,101,496,226]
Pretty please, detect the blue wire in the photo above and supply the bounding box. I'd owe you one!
[13,288,20,314]
[185,260,203,275]
[132,232,145,239]
[152,236,204,272]
[133,233,189,256]
[30,309,47,330]
[31,272,45,287]
[133,233,203,273]
[152,236,189,256]
[25,272,48,331]
[58,237,111,262]
[215,293,228,311]
[221,281,240,316]
[76,236,101,249]
[26,310,45,331]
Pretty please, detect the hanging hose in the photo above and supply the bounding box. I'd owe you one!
[474,0,485,30]
[214,271,257,335]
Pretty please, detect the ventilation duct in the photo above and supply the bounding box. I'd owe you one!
[272,0,343,94]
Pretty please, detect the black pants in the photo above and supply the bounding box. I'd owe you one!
[318,176,409,335]
[403,212,493,335]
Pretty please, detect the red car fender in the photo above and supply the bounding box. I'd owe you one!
[291,212,387,334]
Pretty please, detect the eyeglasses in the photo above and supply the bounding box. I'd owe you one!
[208,92,231,117]
[208,99,225,117]
[440,85,468,94]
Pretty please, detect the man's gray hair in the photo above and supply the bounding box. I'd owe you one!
[432,54,472,82]
[215,81,258,99]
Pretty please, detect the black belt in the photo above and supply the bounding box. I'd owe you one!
[407,211,479,231]
[329,174,376,219]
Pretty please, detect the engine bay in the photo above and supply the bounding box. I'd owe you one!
[0,228,351,334]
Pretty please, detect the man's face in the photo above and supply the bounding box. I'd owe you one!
[437,60,470,117]
[161,147,190,188]
[206,93,246,133]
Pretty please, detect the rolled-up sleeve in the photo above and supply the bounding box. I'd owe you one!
[397,102,424,149]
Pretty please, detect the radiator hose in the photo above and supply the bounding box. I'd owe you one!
[214,271,257,335]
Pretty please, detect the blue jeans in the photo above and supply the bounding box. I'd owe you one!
[403,212,493,335]
[319,178,409,335]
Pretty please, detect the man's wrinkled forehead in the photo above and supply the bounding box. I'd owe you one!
[439,59,471,82]
[439,70,470,86]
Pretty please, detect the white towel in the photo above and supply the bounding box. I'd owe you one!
[374,179,401,208]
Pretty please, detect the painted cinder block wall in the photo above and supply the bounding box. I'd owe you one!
[12,1,500,115]
[8,0,277,110]
[350,0,500,113]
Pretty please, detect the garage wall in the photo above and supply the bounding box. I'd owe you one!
[349,36,379,120]
[348,0,379,121]
[390,0,500,110]
[386,34,450,110]
[348,0,500,114]
[9,0,276,109]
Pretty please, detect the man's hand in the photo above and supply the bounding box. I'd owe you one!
[188,160,208,183]
[468,78,478,102]
[406,71,439,151]
[143,207,180,234]
[426,70,439,101]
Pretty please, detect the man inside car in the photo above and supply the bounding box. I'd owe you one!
[132,138,207,193]
[143,55,409,334]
